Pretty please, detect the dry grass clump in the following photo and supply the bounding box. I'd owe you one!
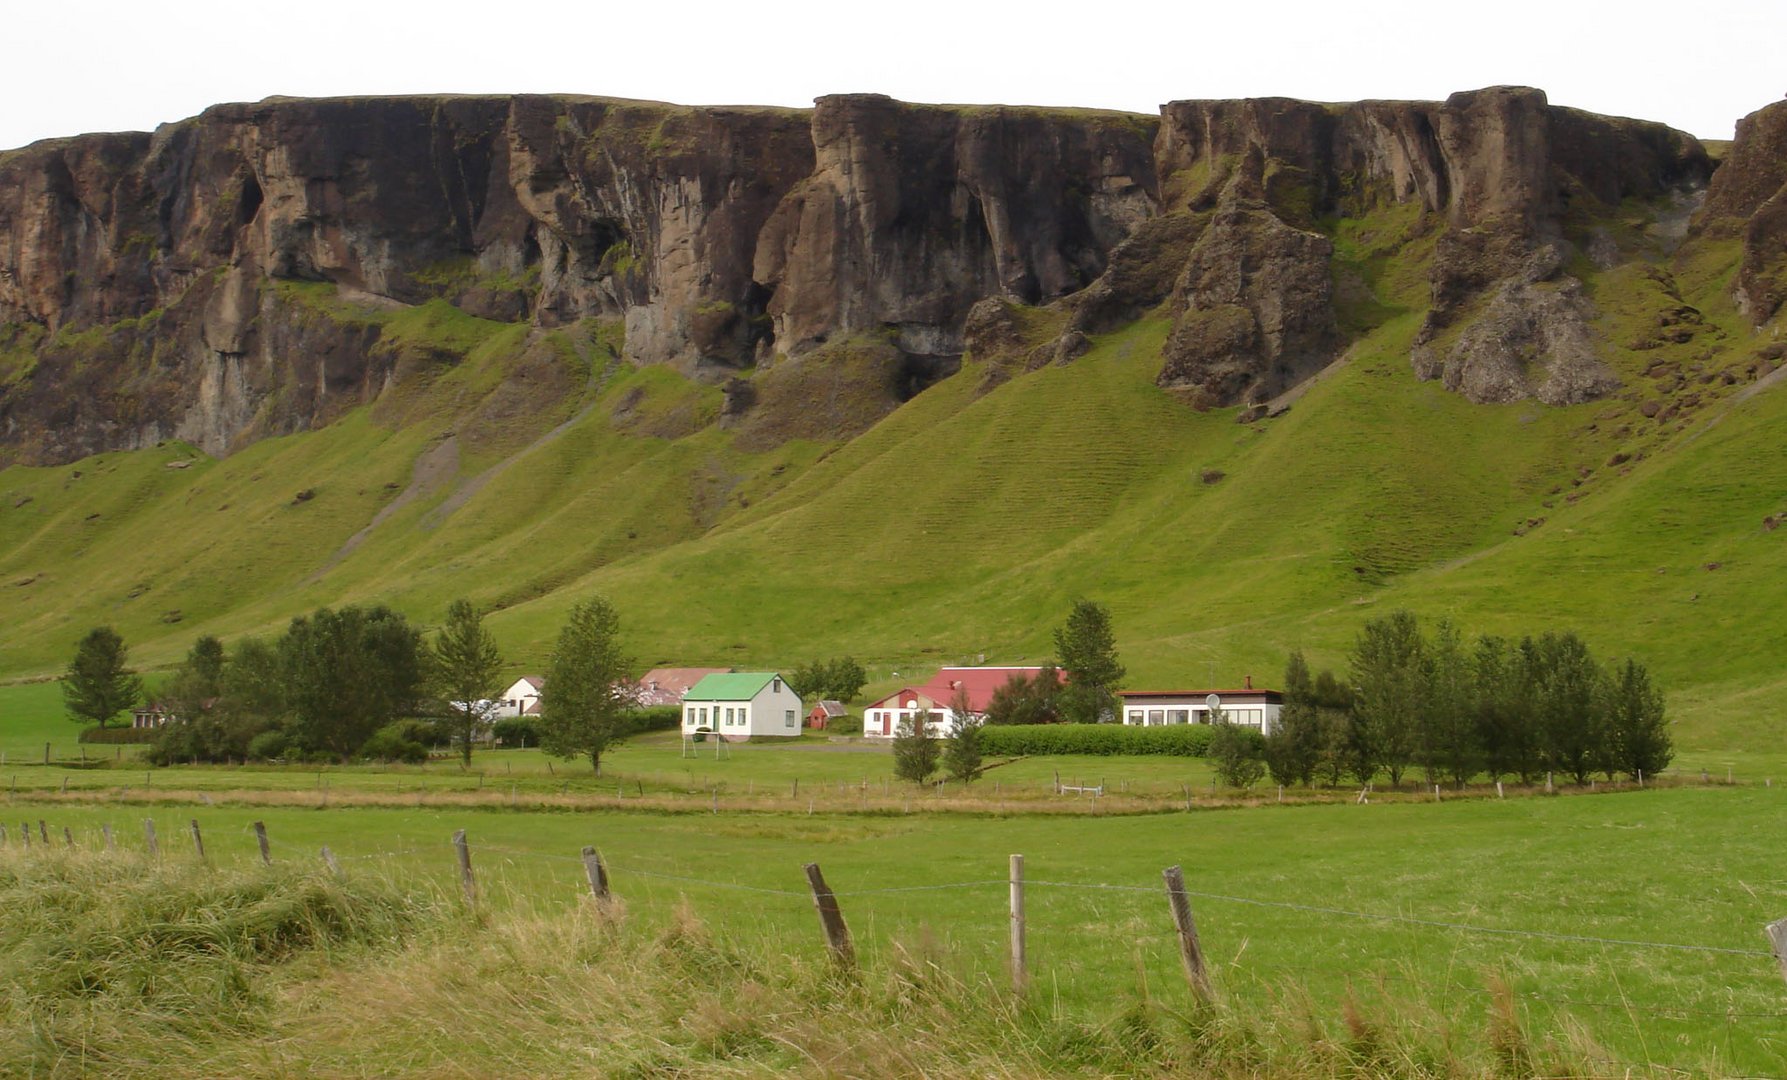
[0,849,1630,1077]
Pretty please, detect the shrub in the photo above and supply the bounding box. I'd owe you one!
[77,725,159,744]
[247,729,291,761]
[827,713,863,735]
[359,722,429,764]
[492,718,540,748]
[624,706,683,735]
[979,723,1213,757]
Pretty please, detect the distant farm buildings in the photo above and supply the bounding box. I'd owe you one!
[862,667,1064,738]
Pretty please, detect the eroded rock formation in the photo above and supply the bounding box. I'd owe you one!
[0,87,1761,465]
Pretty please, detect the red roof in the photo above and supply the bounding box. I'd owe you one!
[868,667,1064,714]
[635,667,734,706]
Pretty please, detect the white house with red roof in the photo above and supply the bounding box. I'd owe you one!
[1118,677,1282,733]
[491,676,544,718]
[862,666,1064,739]
[634,667,733,707]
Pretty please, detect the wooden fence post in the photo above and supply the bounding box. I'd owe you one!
[60,776,68,794]
[0,822,6,845]
[38,820,48,844]
[44,742,50,765]
[254,821,271,865]
[19,821,28,849]
[1496,781,1504,798]
[582,846,611,906]
[1764,918,1787,987]
[102,823,114,851]
[321,845,342,876]
[453,829,477,906]
[1162,865,1213,1004]
[1009,854,1027,994]
[144,819,158,855]
[63,826,74,847]
[190,819,206,862]
[803,862,855,969]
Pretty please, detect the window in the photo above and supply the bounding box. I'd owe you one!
[1127,709,1144,724]
[1147,709,1165,726]
[1169,709,1190,724]
[774,678,783,693]
[785,710,795,728]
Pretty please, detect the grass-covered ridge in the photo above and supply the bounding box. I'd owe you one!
[1,196,1783,759]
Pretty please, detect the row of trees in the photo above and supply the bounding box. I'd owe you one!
[78,595,643,771]
[1252,612,1670,789]
[784,656,868,703]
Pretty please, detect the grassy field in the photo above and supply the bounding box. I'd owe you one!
[1,210,1784,764]
[5,784,1784,1076]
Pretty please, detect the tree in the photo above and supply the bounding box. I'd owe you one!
[1310,669,1354,787]
[1349,610,1425,787]
[539,596,636,774]
[152,636,287,765]
[279,606,428,759]
[430,599,505,766]
[62,626,142,729]
[1263,650,1321,788]
[1532,630,1605,785]
[1600,658,1671,781]
[1053,600,1125,723]
[892,707,940,785]
[1420,619,1481,787]
[787,656,869,702]
[1475,636,1541,783]
[984,665,1062,725]
[1208,703,1266,789]
[941,686,983,783]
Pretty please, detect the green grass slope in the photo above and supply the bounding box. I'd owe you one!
[2,226,1784,755]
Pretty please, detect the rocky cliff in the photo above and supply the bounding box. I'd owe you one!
[0,87,1767,465]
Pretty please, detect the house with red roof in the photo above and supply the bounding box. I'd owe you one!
[634,667,734,707]
[862,666,1065,739]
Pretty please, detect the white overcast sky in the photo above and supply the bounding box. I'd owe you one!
[4,0,1782,152]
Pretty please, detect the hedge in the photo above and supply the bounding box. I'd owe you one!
[77,725,160,745]
[978,723,1213,757]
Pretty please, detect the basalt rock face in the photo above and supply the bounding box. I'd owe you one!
[1108,87,1711,406]
[0,88,1740,465]
[1698,100,1787,326]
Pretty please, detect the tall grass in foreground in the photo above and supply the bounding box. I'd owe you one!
[0,849,1680,1078]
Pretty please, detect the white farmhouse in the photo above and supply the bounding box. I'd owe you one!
[681,672,804,740]
[491,676,544,718]
[1118,678,1283,734]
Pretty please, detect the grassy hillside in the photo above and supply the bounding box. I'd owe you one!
[2,218,1784,754]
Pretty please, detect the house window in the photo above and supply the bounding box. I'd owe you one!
[774,678,783,693]
[1169,709,1189,724]
[785,710,795,728]
[1127,709,1144,724]
[1148,709,1165,726]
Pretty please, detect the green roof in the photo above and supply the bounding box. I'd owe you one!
[684,671,782,701]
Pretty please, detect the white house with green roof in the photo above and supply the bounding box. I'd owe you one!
[681,672,804,740]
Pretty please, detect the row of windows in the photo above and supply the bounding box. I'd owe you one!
[1125,708,1266,727]
[683,706,800,729]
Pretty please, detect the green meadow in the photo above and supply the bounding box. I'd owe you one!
[7,785,1785,1076]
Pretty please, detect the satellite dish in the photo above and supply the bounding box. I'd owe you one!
[1205,693,1221,709]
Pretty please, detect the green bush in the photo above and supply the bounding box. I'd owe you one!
[359,722,429,764]
[77,725,159,744]
[492,717,540,747]
[624,705,683,735]
[247,729,290,761]
[978,723,1213,757]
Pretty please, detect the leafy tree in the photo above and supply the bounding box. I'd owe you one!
[279,606,428,759]
[1208,704,1266,788]
[1350,610,1425,787]
[152,636,284,764]
[539,596,636,774]
[892,707,940,785]
[1474,636,1542,783]
[984,665,1062,725]
[1532,630,1605,785]
[1053,600,1125,723]
[1263,650,1321,787]
[941,685,984,783]
[62,626,142,729]
[1600,658,1671,781]
[1420,619,1481,787]
[1310,669,1354,787]
[788,656,869,702]
[430,599,505,766]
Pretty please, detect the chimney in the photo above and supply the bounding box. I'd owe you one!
[1244,674,1253,690]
